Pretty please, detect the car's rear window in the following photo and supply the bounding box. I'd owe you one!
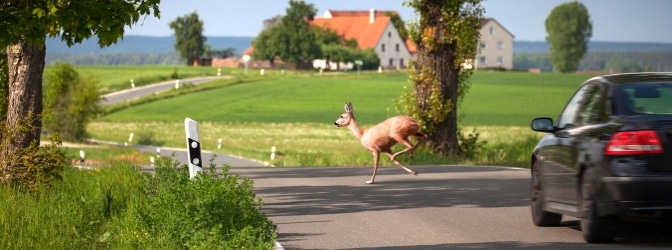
[619,82,672,115]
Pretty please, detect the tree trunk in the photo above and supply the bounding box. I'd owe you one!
[1,41,45,172]
[413,1,462,156]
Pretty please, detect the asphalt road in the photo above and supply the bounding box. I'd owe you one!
[229,165,672,249]
[101,75,229,105]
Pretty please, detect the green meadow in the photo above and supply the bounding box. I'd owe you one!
[88,69,597,167]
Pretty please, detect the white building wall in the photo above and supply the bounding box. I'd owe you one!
[373,22,412,70]
[476,20,514,70]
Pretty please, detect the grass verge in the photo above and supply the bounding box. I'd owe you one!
[0,158,277,249]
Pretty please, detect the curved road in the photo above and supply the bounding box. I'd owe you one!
[97,76,265,167]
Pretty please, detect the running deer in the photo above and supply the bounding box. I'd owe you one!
[334,102,427,184]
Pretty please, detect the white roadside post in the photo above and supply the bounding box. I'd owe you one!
[130,79,135,89]
[185,118,203,178]
[217,138,222,150]
[242,55,250,75]
[175,79,180,89]
[79,150,85,166]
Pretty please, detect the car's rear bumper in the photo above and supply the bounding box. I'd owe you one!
[597,176,672,216]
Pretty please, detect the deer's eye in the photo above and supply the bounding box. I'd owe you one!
[340,115,344,118]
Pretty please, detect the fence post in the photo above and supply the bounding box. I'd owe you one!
[184,118,203,178]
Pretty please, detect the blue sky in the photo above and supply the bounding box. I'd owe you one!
[124,0,672,43]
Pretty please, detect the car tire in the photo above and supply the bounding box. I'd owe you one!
[580,168,616,243]
[531,161,562,226]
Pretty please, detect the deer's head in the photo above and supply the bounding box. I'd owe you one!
[334,102,354,127]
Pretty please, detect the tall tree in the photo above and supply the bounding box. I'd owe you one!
[0,0,160,183]
[252,0,321,69]
[169,12,207,64]
[399,0,484,156]
[252,16,283,68]
[545,1,592,73]
[277,0,321,68]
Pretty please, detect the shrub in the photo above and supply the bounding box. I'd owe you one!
[43,62,103,141]
[0,114,67,192]
[128,155,277,249]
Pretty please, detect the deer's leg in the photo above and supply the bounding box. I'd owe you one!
[408,133,427,158]
[366,151,380,184]
[384,150,418,175]
[392,133,428,160]
[390,137,415,161]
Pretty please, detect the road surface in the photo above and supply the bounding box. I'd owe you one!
[229,165,672,249]
[101,76,228,105]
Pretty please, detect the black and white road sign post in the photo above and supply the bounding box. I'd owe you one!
[184,118,203,178]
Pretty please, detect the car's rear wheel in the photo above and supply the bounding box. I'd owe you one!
[580,168,616,243]
[531,161,562,226]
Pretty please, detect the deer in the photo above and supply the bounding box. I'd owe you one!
[334,102,427,184]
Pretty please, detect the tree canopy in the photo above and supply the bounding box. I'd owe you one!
[545,1,592,73]
[0,0,160,184]
[169,12,207,63]
[252,0,322,69]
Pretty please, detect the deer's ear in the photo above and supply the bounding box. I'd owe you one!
[346,102,353,113]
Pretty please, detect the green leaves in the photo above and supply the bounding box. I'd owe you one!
[545,2,592,73]
[169,12,207,63]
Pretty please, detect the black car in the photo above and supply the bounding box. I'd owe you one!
[529,72,672,243]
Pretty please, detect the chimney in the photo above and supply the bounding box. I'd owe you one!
[369,8,375,24]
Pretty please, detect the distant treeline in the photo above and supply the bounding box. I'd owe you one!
[46,53,183,66]
[47,51,672,73]
[514,51,672,72]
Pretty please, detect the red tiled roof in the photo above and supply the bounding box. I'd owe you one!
[325,10,398,17]
[242,47,254,55]
[311,15,391,50]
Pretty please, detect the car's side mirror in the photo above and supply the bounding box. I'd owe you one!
[531,117,554,132]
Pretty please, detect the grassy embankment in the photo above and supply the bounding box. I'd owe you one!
[87,69,596,168]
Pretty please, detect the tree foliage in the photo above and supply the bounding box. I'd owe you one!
[252,0,321,69]
[169,12,207,63]
[399,0,484,156]
[545,1,592,73]
[0,0,160,185]
[43,62,103,141]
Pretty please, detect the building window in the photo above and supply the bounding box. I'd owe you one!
[381,44,385,52]
[489,26,494,34]
[497,56,504,65]
[388,32,392,38]
[497,41,504,49]
[479,56,487,64]
[400,58,405,68]
[389,58,394,66]
[480,41,486,49]
[395,43,399,52]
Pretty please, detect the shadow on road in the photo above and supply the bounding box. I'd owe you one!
[232,165,672,248]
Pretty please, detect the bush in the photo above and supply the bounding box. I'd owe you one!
[125,156,277,249]
[0,154,277,248]
[43,62,103,141]
[0,115,67,192]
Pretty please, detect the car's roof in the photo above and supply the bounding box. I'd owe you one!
[591,72,672,84]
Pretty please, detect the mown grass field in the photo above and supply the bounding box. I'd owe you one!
[87,70,598,168]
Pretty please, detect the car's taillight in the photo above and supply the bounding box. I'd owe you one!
[605,130,663,155]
